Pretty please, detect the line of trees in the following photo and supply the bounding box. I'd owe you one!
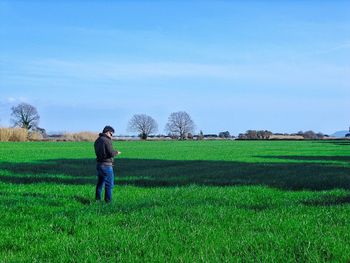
[128,111,195,140]
[296,130,325,139]
[238,130,273,140]
[238,130,327,140]
[2,102,341,141]
[2,103,198,140]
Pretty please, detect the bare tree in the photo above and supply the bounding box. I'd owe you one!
[128,114,158,140]
[165,111,195,139]
[11,103,40,130]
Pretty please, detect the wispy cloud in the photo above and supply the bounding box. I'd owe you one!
[2,58,348,89]
[19,59,247,79]
[331,42,350,51]
[1,57,349,100]
[312,41,350,55]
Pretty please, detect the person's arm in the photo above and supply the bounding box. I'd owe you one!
[106,140,121,157]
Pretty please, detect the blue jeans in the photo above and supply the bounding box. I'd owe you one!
[96,164,114,202]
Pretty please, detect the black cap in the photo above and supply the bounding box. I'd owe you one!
[102,125,115,133]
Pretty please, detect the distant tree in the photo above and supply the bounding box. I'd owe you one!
[316,132,324,139]
[33,127,47,138]
[219,131,231,139]
[343,126,349,137]
[198,130,204,140]
[165,111,195,139]
[296,131,304,136]
[246,130,258,139]
[256,130,264,139]
[257,130,272,139]
[128,114,158,140]
[238,133,247,139]
[303,130,317,139]
[10,103,40,130]
[238,130,272,140]
[266,130,273,139]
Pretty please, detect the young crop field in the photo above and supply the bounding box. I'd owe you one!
[0,140,349,262]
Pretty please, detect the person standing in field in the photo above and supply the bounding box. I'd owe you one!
[94,125,121,203]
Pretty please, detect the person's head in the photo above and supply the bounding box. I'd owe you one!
[102,125,115,138]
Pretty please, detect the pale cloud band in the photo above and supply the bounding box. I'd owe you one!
[2,58,349,91]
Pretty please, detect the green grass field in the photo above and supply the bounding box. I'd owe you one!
[0,140,349,262]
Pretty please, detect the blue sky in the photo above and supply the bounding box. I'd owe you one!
[0,1,349,135]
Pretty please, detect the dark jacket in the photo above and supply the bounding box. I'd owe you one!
[94,133,117,165]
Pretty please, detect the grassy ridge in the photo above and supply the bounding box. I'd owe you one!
[0,140,350,262]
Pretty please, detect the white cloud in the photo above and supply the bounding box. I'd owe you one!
[4,97,28,103]
[6,97,16,103]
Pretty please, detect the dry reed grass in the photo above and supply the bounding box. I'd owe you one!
[29,131,44,141]
[0,128,28,141]
[62,132,98,142]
